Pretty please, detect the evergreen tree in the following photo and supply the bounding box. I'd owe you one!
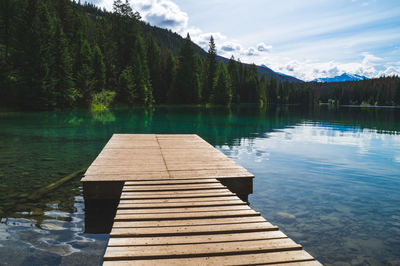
[204,36,217,103]
[53,23,77,108]
[258,75,267,105]
[92,44,106,92]
[14,0,53,109]
[227,56,240,103]
[174,33,199,104]
[212,63,232,105]
[132,36,153,105]
[267,78,278,104]
[146,36,162,103]
[161,49,176,104]
[57,0,76,42]
[0,0,17,106]
[75,40,93,106]
[118,66,136,105]
[0,0,15,64]
[2,0,399,109]
[242,64,259,103]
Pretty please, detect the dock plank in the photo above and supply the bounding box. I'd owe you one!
[117,200,247,209]
[80,134,319,265]
[110,222,279,237]
[116,205,252,214]
[124,179,220,185]
[104,238,301,260]
[120,191,235,200]
[112,216,266,228]
[107,230,286,246]
[103,250,318,266]
[114,209,260,221]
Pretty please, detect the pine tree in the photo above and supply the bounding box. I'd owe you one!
[0,0,15,64]
[147,36,162,103]
[204,36,217,103]
[212,62,232,105]
[118,66,136,105]
[92,44,106,92]
[132,36,153,105]
[227,56,240,103]
[57,0,76,42]
[14,0,57,109]
[258,75,267,105]
[161,49,175,104]
[241,64,259,103]
[0,0,16,106]
[75,40,93,106]
[53,23,77,108]
[267,78,277,104]
[174,33,199,104]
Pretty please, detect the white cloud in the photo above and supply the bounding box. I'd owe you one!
[91,0,400,81]
[221,42,242,52]
[266,54,400,81]
[190,32,227,50]
[96,0,188,31]
[361,52,383,65]
[132,0,189,31]
[96,0,113,11]
[256,42,272,52]
[243,47,258,56]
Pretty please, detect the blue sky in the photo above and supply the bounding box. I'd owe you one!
[90,0,400,81]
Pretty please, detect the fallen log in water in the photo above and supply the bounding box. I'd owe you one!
[28,168,87,201]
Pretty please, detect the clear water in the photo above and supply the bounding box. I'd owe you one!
[0,105,399,265]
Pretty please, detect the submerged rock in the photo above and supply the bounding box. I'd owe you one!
[276,212,296,222]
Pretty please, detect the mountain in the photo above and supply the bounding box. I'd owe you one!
[259,64,303,82]
[143,23,302,83]
[312,73,369,83]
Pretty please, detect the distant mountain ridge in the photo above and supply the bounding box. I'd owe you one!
[143,23,302,82]
[312,73,369,83]
[260,64,303,82]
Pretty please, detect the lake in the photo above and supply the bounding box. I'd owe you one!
[0,105,399,265]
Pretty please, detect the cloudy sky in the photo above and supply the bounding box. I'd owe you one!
[90,0,400,81]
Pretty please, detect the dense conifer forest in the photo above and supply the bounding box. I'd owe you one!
[0,0,399,110]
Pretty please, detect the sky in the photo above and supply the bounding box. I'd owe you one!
[89,0,400,81]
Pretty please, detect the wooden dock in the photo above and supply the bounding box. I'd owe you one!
[81,134,320,265]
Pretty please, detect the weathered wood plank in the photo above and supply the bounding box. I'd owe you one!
[85,165,168,175]
[81,134,319,265]
[107,230,286,246]
[110,222,279,237]
[104,238,301,260]
[122,184,226,192]
[118,196,242,203]
[169,169,254,179]
[103,250,316,266]
[116,205,252,215]
[114,209,260,221]
[112,216,266,228]
[81,172,170,182]
[120,191,235,199]
[117,200,247,209]
[124,179,220,185]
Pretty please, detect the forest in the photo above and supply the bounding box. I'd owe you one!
[0,0,399,110]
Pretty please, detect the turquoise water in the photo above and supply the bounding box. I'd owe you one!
[0,106,399,265]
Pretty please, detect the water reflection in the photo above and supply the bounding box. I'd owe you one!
[0,105,399,265]
[221,122,400,265]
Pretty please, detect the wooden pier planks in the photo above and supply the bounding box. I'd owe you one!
[82,134,320,265]
[103,179,321,265]
[81,134,254,182]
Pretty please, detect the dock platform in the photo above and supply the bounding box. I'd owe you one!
[81,134,320,265]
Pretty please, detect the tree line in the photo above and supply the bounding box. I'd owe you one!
[0,0,398,110]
